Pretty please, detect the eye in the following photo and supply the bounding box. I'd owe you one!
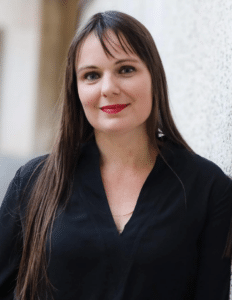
[120,66,136,75]
[84,72,100,81]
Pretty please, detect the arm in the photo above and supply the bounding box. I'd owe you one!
[194,179,232,300]
[0,168,23,299]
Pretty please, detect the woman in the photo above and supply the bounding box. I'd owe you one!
[0,10,232,300]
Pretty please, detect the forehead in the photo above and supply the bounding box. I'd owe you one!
[76,30,138,66]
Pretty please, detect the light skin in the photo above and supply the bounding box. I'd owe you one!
[76,31,157,174]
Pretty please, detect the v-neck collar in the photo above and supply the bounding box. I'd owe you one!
[76,135,177,236]
[72,136,185,296]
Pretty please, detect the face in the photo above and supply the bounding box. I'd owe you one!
[76,31,153,137]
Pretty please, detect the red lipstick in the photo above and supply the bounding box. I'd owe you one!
[100,104,130,114]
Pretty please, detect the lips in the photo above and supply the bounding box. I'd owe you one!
[101,104,129,109]
[100,104,130,114]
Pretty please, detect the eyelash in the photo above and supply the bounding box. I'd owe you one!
[83,65,136,81]
[120,65,136,74]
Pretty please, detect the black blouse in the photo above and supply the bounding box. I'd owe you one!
[1,136,232,300]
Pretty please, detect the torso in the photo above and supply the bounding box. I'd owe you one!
[100,163,156,234]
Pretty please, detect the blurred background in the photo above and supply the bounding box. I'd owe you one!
[0,0,232,199]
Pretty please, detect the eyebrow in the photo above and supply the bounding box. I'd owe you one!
[76,58,139,74]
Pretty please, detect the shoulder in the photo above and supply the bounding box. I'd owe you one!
[163,139,232,196]
[19,154,49,180]
[16,154,49,191]
[1,154,49,217]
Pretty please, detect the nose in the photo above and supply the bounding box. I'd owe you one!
[101,73,120,97]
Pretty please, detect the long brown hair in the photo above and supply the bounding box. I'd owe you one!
[15,10,220,300]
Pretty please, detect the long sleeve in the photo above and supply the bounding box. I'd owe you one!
[194,178,232,300]
[0,168,23,300]
[0,155,47,300]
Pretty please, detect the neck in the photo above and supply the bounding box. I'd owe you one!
[94,129,158,170]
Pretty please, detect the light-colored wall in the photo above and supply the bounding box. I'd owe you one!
[0,0,79,203]
[160,1,232,174]
[0,0,42,156]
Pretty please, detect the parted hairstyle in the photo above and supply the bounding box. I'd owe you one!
[14,10,232,300]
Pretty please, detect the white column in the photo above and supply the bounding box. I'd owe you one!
[0,0,42,156]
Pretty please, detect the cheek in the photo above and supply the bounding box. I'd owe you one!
[77,83,99,108]
[130,78,153,105]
